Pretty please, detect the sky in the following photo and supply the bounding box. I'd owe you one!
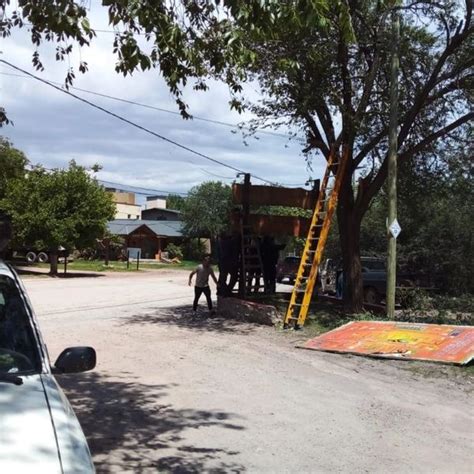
[0,3,327,198]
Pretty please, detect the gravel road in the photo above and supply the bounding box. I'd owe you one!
[22,270,473,473]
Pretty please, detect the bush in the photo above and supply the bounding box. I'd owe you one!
[165,243,183,260]
[182,238,206,260]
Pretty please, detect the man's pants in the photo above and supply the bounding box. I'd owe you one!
[193,286,212,311]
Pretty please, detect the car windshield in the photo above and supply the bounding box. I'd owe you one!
[0,276,41,375]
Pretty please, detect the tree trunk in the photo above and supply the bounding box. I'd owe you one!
[49,250,58,275]
[337,171,364,313]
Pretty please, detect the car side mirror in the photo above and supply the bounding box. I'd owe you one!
[53,347,96,374]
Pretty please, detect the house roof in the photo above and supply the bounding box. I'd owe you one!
[142,208,182,215]
[107,219,183,237]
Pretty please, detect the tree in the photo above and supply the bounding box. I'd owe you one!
[166,194,187,212]
[2,1,472,309]
[1,161,116,274]
[181,181,232,241]
[0,138,28,200]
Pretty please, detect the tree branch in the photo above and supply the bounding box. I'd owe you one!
[397,5,472,148]
[399,111,474,161]
[353,127,388,168]
[303,112,330,157]
[359,112,474,216]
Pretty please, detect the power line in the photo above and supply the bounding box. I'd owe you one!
[0,59,277,185]
[0,70,296,140]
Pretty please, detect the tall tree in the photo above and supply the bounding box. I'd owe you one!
[182,181,232,241]
[0,138,28,200]
[2,1,472,309]
[166,194,187,212]
[1,161,116,274]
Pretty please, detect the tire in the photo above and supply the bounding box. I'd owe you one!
[37,252,49,263]
[364,286,382,305]
[25,251,37,264]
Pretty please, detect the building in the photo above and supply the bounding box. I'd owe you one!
[107,219,183,259]
[141,208,182,221]
[106,189,141,220]
[145,195,167,210]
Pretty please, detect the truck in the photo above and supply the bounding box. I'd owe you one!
[319,257,416,305]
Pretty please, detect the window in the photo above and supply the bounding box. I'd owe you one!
[0,276,41,374]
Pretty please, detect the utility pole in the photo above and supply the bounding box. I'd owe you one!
[386,6,400,318]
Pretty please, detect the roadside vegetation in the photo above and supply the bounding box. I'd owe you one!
[32,259,199,273]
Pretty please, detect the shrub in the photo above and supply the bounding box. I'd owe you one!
[165,243,183,260]
[182,238,206,260]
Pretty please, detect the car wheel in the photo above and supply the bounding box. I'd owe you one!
[37,252,49,263]
[26,251,37,264]
[364,286,381,305]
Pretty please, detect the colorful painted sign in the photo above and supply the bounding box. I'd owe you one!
[300,321,474,365]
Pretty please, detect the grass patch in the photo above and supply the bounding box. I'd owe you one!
[34,259,199,272]
[247,292,379,337]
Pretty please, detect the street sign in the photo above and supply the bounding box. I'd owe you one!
[388,219,401,239]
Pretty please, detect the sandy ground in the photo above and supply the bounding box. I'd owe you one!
[22,270,474,474]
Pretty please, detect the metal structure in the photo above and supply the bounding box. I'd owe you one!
[232,173,319,297]
[240,224,264,296]
[284,148,349,329]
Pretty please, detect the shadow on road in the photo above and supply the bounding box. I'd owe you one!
[122,304,258,335]
[14,266,105,278]
[58,371,245,473]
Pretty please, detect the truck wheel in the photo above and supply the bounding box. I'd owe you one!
[364,287,381,305]
[37,252,49,263]
[26,251,37,264]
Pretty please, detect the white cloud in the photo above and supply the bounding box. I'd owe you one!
[0,6,326,195]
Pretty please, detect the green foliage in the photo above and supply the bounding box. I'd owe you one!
[166,194,186,211]
[182,238,207,261]
[254,205,312,218]
[0,161,116,252]
[181,181,232,239]
[0,1,333,123]
[0,138,28,201]
[164,242,183,260]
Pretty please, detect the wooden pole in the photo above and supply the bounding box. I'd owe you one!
[386,8,399,318]
[238,173,251,296]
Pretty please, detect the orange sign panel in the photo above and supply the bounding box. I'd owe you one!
[300,321,474,365]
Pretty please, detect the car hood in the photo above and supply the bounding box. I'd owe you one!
[0,374,62,473]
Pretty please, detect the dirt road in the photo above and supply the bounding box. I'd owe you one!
[23,271,473,473]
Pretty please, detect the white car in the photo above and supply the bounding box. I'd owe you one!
[0,261,95,473]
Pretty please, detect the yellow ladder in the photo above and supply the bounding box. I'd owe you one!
[284,148,349,329]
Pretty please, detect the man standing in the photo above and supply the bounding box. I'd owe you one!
[189,254,218,313]
[261,236,285,294]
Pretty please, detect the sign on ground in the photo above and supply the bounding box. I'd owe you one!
[300,321,474,365]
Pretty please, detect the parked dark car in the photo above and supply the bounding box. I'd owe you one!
[320,257,417,304]
[276,256,300,284]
